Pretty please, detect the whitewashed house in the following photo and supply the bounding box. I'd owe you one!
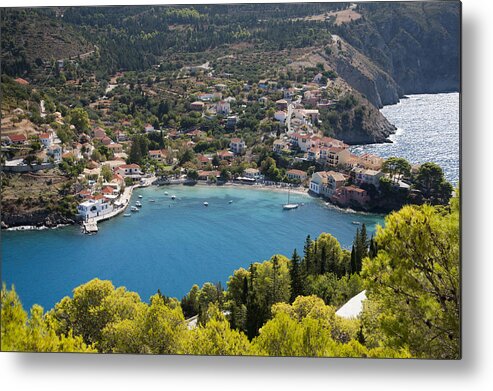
[77,197,113,220]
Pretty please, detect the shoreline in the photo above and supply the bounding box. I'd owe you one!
[3,179,377,232]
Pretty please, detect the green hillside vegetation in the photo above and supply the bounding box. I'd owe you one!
[2,193,460,358]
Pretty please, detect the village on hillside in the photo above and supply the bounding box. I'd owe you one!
[1,61,445,228]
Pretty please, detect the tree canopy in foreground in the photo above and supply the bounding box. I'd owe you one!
[1,194,459,358]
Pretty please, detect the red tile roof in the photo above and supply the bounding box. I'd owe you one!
[14,78,29,85]
[8,134,27,142]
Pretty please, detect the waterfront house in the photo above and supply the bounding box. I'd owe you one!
[229,138,246,154]
[309,171,329,195]
[244,168,264,181]
[324,147,351,167]
[77,197,113,221]
[352,167,384,188]
[356,153,385,170]
[197,170,220,181]
[116,163,142,178]
[287,169,307,182]
[331,185,370,207]
[323,171,346,197]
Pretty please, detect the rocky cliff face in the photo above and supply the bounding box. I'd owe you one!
[335,2,460,95]
[318,36,401,108]
[1,209,76,229]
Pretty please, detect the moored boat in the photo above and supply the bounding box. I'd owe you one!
[135,201,142,207]
[204,202,209,207]
[171,195,176,200]
[131,206,139,212]
[282,188,299,210]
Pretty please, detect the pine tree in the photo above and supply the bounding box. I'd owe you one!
[289,249,302,303]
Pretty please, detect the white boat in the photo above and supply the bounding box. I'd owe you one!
[131,206,139,212]
[229,200,233,204]
[283,188,299,210]
[123,213,131,217]
[352,221,361,225]
[135,201,142,207]
[149,199,155,202]
[203,202,209,207]
[171,195,176,200]
[164,191,169,195]
[138,195,143,198]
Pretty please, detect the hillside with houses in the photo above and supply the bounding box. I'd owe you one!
[1,3,456,228]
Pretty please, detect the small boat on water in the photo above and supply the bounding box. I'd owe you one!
[164,191,169,195]
[203,202,209,207]
[149,199,155,202]
[283,188,299,210]
[123,213,131,217]
[138,195,143,198]
[171,195,176,200]
[135,201,142,207]
[229,200,233,204]
[131,206,139,212]
[352,221,361,225]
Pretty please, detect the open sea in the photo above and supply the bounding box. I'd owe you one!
[2,185,383,310]
[350,93,460,185]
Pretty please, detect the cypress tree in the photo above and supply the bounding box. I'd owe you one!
[369,235,378,258]
[320,244,327,275]
[303,235,312,276]
[290,249,302,303]
[350,245,357,274]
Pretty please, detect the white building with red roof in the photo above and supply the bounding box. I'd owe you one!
[116,163,142,177]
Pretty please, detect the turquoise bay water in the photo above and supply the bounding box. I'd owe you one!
[2,185,384,310]
[351,93,460,185]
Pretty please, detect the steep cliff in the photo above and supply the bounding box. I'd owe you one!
[317,36,401,108]
[334,2,460,95]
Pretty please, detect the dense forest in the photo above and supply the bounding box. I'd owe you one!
[1,193,460,358]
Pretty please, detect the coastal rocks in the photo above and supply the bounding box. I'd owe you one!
[1,210,76,230]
